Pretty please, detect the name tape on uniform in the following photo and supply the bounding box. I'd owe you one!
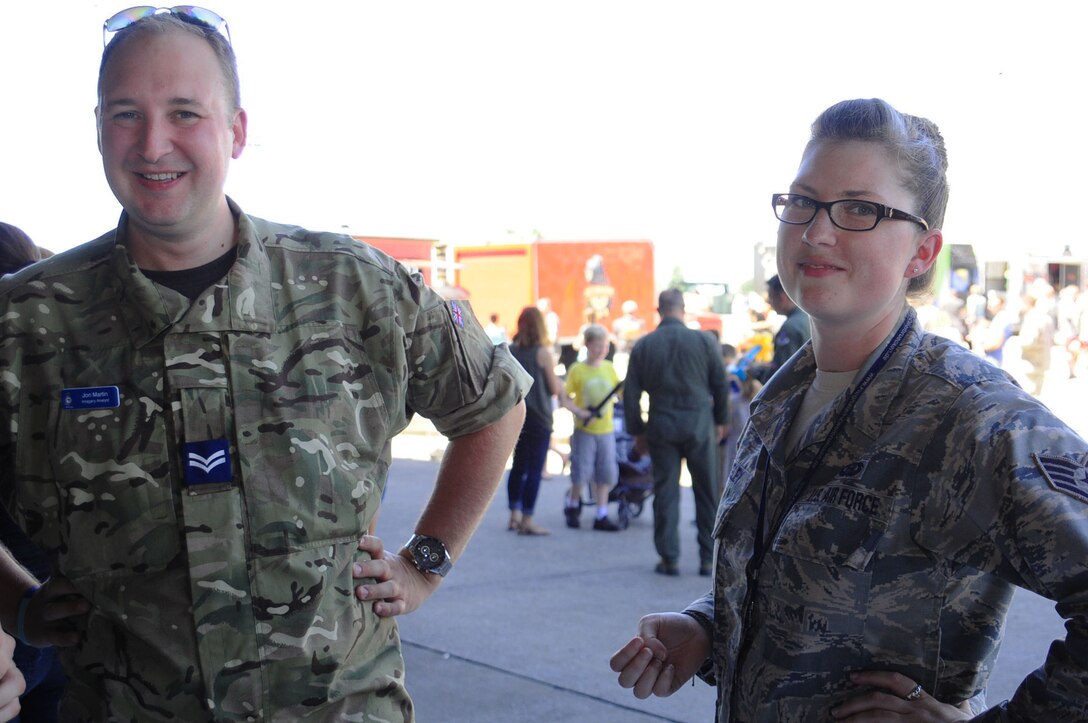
[62,386,121,410]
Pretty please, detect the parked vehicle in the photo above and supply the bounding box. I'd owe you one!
[453,239,656,356]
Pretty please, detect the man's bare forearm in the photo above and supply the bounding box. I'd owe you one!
[410,400,525,560]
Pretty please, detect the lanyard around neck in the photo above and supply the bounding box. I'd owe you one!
[747,312,913,577]
[728,309,913,715]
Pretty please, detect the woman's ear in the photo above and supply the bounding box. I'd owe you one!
[910,229,943,275]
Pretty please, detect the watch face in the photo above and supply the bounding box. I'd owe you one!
[414,537,446,570]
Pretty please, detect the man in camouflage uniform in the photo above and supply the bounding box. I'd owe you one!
[0,11,528,722]
[683,307,1088,720]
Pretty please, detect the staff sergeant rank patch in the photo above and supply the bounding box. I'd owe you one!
[1034,452,1088,504]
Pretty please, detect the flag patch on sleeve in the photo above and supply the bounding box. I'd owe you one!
[1035,452,1088,504]
[449,301,465,328]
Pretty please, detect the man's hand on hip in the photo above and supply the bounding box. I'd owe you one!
[353,534,440,618]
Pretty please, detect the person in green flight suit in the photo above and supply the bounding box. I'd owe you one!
[623,288,728,576]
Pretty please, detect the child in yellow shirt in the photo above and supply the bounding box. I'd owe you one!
[564,325,622,531]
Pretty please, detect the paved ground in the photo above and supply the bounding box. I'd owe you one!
[377,351,1084,721]
[379,451,717,722]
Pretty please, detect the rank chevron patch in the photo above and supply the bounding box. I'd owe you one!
[1034,452,1088,504]
[189,450,227,474]
[183,439,233,486]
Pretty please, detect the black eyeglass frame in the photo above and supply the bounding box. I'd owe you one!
[771,193,929,232]
[102,6,231,47]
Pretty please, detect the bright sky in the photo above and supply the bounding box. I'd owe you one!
[3,1,1085,289]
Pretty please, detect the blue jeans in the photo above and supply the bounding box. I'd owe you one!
[507,417,552,516]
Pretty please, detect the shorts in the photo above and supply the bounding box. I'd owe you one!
[570,428,618,487]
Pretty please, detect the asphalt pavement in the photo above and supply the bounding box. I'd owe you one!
[379,357,1084,722]
[382,435,717,722]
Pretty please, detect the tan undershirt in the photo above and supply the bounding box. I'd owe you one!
[785,368,857,457]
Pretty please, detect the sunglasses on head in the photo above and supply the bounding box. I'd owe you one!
[103,6,230,47]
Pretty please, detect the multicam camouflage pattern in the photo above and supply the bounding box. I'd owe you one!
[686,307,1088,722]
[0,201,530,722]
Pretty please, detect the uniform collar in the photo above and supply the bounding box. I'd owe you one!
[110,197,276,347]
[749,306,921,463]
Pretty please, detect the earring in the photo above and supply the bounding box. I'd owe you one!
[913,266,920,274]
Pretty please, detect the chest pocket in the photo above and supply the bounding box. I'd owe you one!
[771,484,893,571]
[45,349,178,579]
[224,327,391,555]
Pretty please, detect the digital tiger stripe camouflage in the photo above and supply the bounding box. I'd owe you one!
[687,308,1088,722]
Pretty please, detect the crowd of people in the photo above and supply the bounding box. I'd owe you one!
[2,7,1087,723]
[918,278,1087,397]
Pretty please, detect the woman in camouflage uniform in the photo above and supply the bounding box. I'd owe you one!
[611,98,1088,721]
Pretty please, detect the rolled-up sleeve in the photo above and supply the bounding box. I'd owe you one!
[405,293,531,439]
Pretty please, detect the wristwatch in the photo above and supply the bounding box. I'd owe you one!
[404,534,452,577]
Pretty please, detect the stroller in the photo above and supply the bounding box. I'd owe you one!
[609,400,654,529]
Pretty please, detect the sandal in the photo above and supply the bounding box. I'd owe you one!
[517,518,550,536]
[507,511,522,531]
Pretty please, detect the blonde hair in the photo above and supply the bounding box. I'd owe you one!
[582,324,608,344]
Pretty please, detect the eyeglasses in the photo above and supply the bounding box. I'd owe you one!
[771,193,929,232]
[103,6,231,47]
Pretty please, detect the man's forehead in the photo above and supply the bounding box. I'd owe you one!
[100,28,228,102]
[106,25,207,62]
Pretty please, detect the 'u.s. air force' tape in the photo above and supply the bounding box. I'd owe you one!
[1034,452,1088,504]
[62,386,120,410]
[183,439,232,486]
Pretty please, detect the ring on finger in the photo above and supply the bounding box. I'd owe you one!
[904,684,924,701]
